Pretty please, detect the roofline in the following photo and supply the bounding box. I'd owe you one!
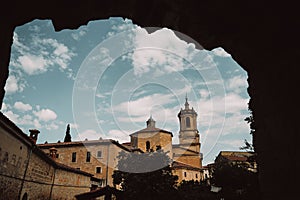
[0,112,34,147]
[218,150,255,154]
[38,139,132,152]
[130,129,173,136]
[172,145,199,154]
[0,112,93,177]
[171,161,202,171]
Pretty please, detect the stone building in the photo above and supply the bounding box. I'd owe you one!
[171,97,203,182]
[123,97,203,183]
[0,112,93,200]
[215,151,257,172]
[38,97,204,187]
[130,116,173,159]
[38,139,131,187]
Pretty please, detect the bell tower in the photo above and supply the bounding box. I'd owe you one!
[177,96,200,153]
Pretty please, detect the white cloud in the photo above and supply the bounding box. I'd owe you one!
[107,129,131,143]
[18,54,47,75]
[113,93,176,117]
[211,47,231,57]
[4,75,25,94]
[11,33,75,76]
[33,108,57,121]
[1,102,8,111]
[3,111,19,123]
[33,118,42,129]
[199,89,210,99]
[14,101,32,111]
[196,92,248,121]
[226,75,248,93]
[71,29,87,41]
[18,114,33,125]
[106,18,137,38]
[131,27,196,76]
[77,129,103,141]
[70,123,79,129]
[45,122,59,130]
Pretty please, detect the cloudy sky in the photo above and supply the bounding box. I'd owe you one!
[1,17,251,165]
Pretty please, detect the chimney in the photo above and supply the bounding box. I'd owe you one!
[49,147,58,160]
[29,129,40,144]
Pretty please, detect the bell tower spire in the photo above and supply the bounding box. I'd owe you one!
[185,93,189,110]
[177,96,200,153]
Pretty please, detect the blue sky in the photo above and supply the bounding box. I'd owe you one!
[1,17,251,165]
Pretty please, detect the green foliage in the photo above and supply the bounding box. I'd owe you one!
[240,139,254,151]
[63,124,71,142]
[112,150,179,200]
[245,112,255,135]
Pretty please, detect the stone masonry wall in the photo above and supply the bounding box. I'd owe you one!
[52,169,91,200]
[21,152,55,200]
[0,126,29,200]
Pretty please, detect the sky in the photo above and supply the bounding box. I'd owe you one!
[1,17,251,165]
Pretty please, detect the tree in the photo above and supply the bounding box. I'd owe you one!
[112,150,179,200]
[63,124,71,142]
[211,162,260,200]
[177,180,217,200]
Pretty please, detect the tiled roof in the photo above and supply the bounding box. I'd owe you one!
[172,145,199,155]
[38,139,112,147]
[130,127,173,136]
[38,139,131,152]
[0,112,93,177]
[172,161,201,171]
[223,155,248,162]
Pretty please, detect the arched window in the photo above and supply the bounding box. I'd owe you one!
[146,141,150,151]
[186,117,191,128]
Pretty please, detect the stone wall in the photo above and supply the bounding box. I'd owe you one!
[20,152,55,200]
[172,168,201,184]
[134,132,173,158]
[0,124,30,199]
[173,147,202,168]
[39,140,129,187]
[52,169,91,200]
[0,113,92,200]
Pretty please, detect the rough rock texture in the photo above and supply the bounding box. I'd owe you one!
[0,1,299,199]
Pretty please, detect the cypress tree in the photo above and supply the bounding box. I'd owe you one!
[64,124,72,142]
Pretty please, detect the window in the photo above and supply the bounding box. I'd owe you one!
[96,167,102,173]
[146,141,150,151]
[184,172,187,177]
[156,145,161,151]
[97,151,102,158]
[196,173,198,178]
[86,151,91,162]
[72,152,76,162]
[186,117,191,127]
[56,154,59,158]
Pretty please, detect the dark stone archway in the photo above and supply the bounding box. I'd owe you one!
[1,1,299,199]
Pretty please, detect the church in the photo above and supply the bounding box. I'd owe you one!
[38,97,204,186]
[125,96,203,182]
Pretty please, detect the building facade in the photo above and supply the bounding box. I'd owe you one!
[38,139,131,187]
[215,151,257,172]
[0,113,93,200]
[38,97,204,187]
